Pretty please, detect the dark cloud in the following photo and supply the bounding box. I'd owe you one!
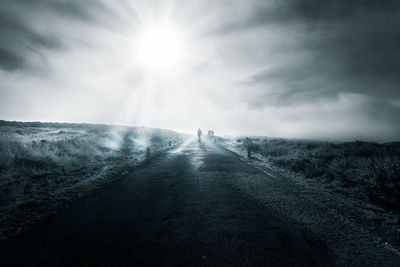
[0,47,24,71]
[0,0,108,71]
[290,0,400,22]
[0,7,59,70]
[236,0,400,107]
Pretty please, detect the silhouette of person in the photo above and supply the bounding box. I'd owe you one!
[197,128,202,142]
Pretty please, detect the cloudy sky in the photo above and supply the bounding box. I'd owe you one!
[1,0,400,141]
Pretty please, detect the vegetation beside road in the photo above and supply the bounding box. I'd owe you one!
[0,120,184,239]
[230,137,400,212]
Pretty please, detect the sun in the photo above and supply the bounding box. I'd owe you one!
[135,23,187,71]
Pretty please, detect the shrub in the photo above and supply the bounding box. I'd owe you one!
[150,135,163,144]
[367,157,400,210]
[243,138,260,158]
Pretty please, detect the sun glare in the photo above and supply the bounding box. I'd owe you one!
[136,23,187,71]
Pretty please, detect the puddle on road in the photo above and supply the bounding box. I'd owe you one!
[170,149,192,155]
[191,155,205,170]
[168,138,217,170]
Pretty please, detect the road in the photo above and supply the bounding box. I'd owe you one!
[0,138,335,266]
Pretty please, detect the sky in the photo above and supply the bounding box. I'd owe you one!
[1,0,400,141]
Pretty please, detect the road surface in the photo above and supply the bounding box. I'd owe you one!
[0,139,336,266]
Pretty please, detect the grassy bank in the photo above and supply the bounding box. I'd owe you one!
[0,121,184,239]
[228,137,400,212]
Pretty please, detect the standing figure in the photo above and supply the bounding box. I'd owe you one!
[197,128,202,142]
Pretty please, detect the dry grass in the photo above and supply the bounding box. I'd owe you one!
[0,122,184,239]
[236,138,400,211]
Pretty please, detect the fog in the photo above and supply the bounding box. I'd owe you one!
[1,0,400,141]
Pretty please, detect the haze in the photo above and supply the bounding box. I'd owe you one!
[1,0,400,141]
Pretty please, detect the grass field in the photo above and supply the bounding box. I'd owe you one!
[224,137,400,212]
[0,120,185,239]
